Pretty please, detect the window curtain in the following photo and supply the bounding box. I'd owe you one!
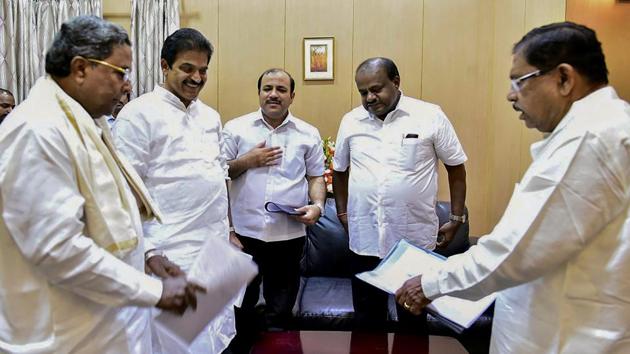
[0,0,101,102]
[130,0,179,97]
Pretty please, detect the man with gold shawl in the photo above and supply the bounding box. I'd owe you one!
[0,16,201,354]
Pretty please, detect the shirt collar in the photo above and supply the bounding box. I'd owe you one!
[255,108,295,130]
[154,85,197,112]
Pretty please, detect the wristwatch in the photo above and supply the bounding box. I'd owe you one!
[314,202,325,217]
[144,248,165,262]
[449,213,467,223]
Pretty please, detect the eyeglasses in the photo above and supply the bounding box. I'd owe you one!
[85,58,131,83]
[510,69,544,93]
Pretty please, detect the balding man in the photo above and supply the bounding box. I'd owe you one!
[333,57,467,330]
[223,68,326,351]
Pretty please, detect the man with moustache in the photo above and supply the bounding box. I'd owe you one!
[0,89,15,124]
[113,28,239,353]
[332,57,467,330]
[396,22,630,353]
[223,68,326,349]
[0,16,200,354]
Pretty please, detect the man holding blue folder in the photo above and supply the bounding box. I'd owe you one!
[223,68,326,350]
[397,22,630,354]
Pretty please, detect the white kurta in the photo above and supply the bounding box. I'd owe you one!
[422,87,630,354]
[0,77,162,354]
[113,86,235,353]
[333,94,467,257]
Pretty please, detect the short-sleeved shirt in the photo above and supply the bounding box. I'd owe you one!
[223,110,325,242]
[333,94,467,257]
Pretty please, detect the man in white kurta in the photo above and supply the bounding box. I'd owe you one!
[113,28,237,354]
[396,22,630,353]
[0,16,197,354]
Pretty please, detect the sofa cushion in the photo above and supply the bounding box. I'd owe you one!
[300,199,354,278]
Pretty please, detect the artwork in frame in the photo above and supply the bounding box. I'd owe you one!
[303,37,334,81]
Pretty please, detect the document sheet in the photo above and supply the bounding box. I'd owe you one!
[356,239,495,332]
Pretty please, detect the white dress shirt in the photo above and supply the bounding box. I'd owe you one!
[113,86,235,353]
[0,76,161,354]
[422,87,630,354]
[333,94,467,257]
[223,110,325,242]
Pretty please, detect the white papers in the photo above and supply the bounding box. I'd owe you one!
[155,236,258,345]
[356,239,495,332]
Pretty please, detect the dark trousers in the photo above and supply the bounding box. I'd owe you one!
[227,235,306,354]
[350,251,428,333]
[238,235,305,324]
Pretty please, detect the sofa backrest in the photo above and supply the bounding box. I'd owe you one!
[300,200,470,277]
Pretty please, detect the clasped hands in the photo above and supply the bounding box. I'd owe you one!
[395,275,432,316]
[146,254,206,315]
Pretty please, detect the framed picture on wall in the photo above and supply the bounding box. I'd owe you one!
[303,37,334,80]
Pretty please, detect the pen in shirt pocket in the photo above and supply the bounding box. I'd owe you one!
[401,133,419,145]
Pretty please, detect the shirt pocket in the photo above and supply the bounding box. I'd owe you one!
[399,136,432,171]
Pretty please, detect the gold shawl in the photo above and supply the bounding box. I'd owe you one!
[54,89,162,258]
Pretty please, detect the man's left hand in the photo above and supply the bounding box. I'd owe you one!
[436,221,460,249]
[395,275,431,315]
[292,204,321,225]
[146,255,185,278]
[229,231,244,250]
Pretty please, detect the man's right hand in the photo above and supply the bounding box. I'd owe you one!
[243,141,282,168]
[156,275,206,315]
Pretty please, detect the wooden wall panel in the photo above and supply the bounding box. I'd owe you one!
[102,0,584,235]
[181,0,219,108]
[351,0,423,107]
[285,0,354,139]
[567,0,630,102]
[486,0,528,230]
[422,0,494,235]
[216,0,285,121]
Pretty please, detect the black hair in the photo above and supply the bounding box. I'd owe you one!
[513,22,608,84]
[160,28,214,67]
[257,68,295,94]
[356,57,400,81]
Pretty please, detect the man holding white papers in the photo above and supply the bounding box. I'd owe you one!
[0,16,201,353]
[113,28,237,353]
[333,57,468,330]
[222,68,326,349]
[397,22,630,354]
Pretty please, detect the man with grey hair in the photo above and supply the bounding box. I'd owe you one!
[0,16,202,353]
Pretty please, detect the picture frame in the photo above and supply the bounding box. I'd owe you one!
[303,37,334,81]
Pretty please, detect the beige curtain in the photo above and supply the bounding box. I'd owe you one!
[130,0,179,97]
[0,0,101,102]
